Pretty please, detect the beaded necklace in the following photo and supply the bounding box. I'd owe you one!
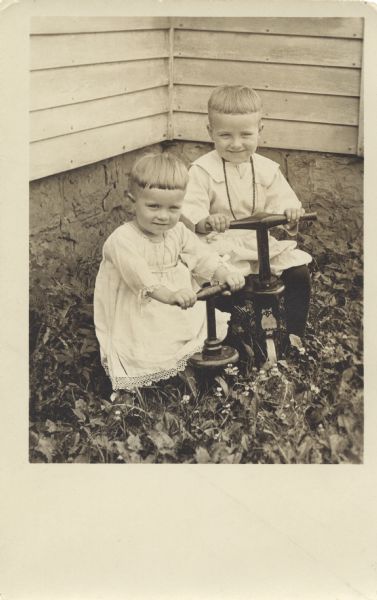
[222,156,256,219]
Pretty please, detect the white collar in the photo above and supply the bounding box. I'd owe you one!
[192,150,268,183]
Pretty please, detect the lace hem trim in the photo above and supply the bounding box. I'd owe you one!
[102,347,203,390]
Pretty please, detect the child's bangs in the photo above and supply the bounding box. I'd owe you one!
[131,153,188,191]
[208,85,262,116]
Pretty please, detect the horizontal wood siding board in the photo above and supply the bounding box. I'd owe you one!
[31,16,170,34]
[174,30,362,68]
[173,86,359,126]
[172,17,363,39]
[31,30,169,70]
[174,58,360,97]
[174,112,357,154]
[30,87,170,142]
[30,114,168,180]
[30,59,169,111]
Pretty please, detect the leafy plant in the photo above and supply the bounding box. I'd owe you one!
[29,218,363,463]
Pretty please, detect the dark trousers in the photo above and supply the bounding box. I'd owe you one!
[216,265,311,338]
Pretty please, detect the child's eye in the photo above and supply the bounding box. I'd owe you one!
[147,204,159,209]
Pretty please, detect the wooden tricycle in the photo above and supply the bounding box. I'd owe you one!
[189,211,317,371]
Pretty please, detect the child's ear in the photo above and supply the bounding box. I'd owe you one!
[206,122,214,140]
[258,120,264,133]
[126,191,136,203]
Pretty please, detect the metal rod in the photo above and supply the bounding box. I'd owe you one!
[206,297,217,341]
[256,226,271,282]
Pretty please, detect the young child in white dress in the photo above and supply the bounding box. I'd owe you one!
[94,153,244,391]
[181,85,313,342]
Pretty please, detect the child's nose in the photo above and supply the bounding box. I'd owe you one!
[157,209,169,221]
[229,137,243,149]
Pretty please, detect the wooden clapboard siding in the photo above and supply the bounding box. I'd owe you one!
[174,113,358,155]
[30,59,169,111]
[173,18,363,156]
[31,87,169,142]
[30,114,168,181]
[174,30,362,68]
[30,17,364,180]
[174,58,360,97]
[31,29,169,70]
[174,85,359,126]
[30,16,171,179]
[30,16,170,34]
[172,17,363,39]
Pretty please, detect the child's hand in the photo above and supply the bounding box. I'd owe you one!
[171,288,197,310]
[206,213,231,233]
[223,272,245,293]
[284,207,305,226]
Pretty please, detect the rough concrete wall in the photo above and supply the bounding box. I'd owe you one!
[30,141,363,273]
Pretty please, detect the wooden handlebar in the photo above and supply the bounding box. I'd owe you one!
[196,283,229,301]
[204,211,317,232]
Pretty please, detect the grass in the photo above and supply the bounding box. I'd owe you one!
[29,219,363,463]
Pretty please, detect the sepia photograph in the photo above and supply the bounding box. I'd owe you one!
[29,15,364,464]
[1,1,377,599]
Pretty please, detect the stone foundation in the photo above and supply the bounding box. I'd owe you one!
[30,141,363,271]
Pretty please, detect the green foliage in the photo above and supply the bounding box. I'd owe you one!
[29,220,363,463]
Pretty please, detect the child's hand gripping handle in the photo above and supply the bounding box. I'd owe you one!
[196,283,229,301]
[228,211,317,230]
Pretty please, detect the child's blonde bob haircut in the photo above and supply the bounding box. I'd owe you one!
[208,85,262,122]
[129,153,189,198]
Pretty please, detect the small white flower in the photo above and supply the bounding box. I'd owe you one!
[182,394,190,403]
[114,409,121,415]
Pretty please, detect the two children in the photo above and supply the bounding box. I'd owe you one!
[93,153,244,391]
[94,84,312,391]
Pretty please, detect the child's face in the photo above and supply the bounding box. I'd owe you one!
[132,187,185,238]
[207,111,262,164]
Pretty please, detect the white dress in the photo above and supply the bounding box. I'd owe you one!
[93,221,230,390]
[182,150,312,276]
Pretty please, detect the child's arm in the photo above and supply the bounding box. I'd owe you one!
[196,213,232,234]
[181,165,215,231]
[264,168,304,234]
[212,265,245,292]
[178,223,245,291]
[183,164,233,234]
[148,285,197,310]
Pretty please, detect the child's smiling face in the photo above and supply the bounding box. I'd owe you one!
[207,111,262,164]
[131,187,185,238]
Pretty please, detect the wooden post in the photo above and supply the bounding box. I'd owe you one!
[167,25,174,141]
[357,19,364,157]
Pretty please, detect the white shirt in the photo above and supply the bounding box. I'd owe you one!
[182,150,301,225]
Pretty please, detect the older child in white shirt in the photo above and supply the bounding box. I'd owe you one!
[182,85,312,342]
